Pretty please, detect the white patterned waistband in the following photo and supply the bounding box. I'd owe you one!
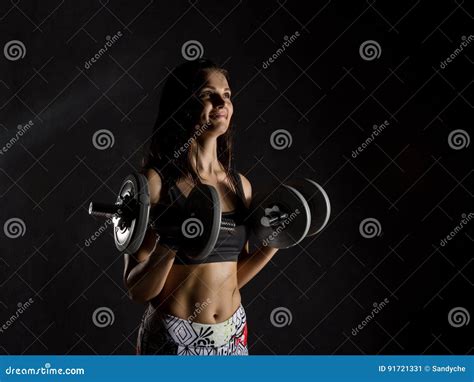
[143,303,247,348]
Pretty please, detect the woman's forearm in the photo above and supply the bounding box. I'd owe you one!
[237,245,279,289]
[126,246,176,303]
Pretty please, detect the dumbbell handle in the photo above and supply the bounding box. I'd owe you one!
[219,205,288,234]
[266,207,289,226]
[88,202,121,219]
[89,198,137,220]
[90,200,289,235]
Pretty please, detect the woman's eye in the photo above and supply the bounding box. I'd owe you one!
[199,91,231,99]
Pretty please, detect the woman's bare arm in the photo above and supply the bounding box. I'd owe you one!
[123,169,176,303]
[124,229,176,303]
[237,242,279,289]
[235,173,280,289]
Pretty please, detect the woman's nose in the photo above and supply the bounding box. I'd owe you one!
[210,93,225,107]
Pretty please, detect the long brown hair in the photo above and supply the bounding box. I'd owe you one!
[141,59,239,195]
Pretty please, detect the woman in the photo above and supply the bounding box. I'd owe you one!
[123,59,279,355]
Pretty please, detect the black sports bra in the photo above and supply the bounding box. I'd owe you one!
[149,167,249,265]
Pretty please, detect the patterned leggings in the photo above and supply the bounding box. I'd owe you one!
[136,303,248,355]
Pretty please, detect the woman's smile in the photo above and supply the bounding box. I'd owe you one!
[209,109,228,120]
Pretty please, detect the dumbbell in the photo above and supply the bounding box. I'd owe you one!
[156,177,331,253]
[88,172,331,258]
[246,178,331,248]
[88,172,240,260]
[88,173,150,255]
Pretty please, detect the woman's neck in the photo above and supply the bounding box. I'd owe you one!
[189,137,224,180]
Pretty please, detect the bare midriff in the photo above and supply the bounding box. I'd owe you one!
[150,261,241,324]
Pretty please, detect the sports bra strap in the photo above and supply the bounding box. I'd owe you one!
[229,169,246,207]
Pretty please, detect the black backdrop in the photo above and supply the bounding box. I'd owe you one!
[0,0,472,355]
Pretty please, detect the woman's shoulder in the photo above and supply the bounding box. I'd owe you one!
[235,171,252,207]
[143,167,163,205]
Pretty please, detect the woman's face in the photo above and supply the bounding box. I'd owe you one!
[195,70,233,135]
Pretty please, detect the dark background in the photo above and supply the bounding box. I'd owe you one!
[0,0,472,355]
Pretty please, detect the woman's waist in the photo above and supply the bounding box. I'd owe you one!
[140,300,247,348]
[167,260,238,283]
[150,285,241,324]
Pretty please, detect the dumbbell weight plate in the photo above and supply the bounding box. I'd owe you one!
[180,183,221,260]
[286,178,330,236]
[114,172,150,253]
[248,184,311,249]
